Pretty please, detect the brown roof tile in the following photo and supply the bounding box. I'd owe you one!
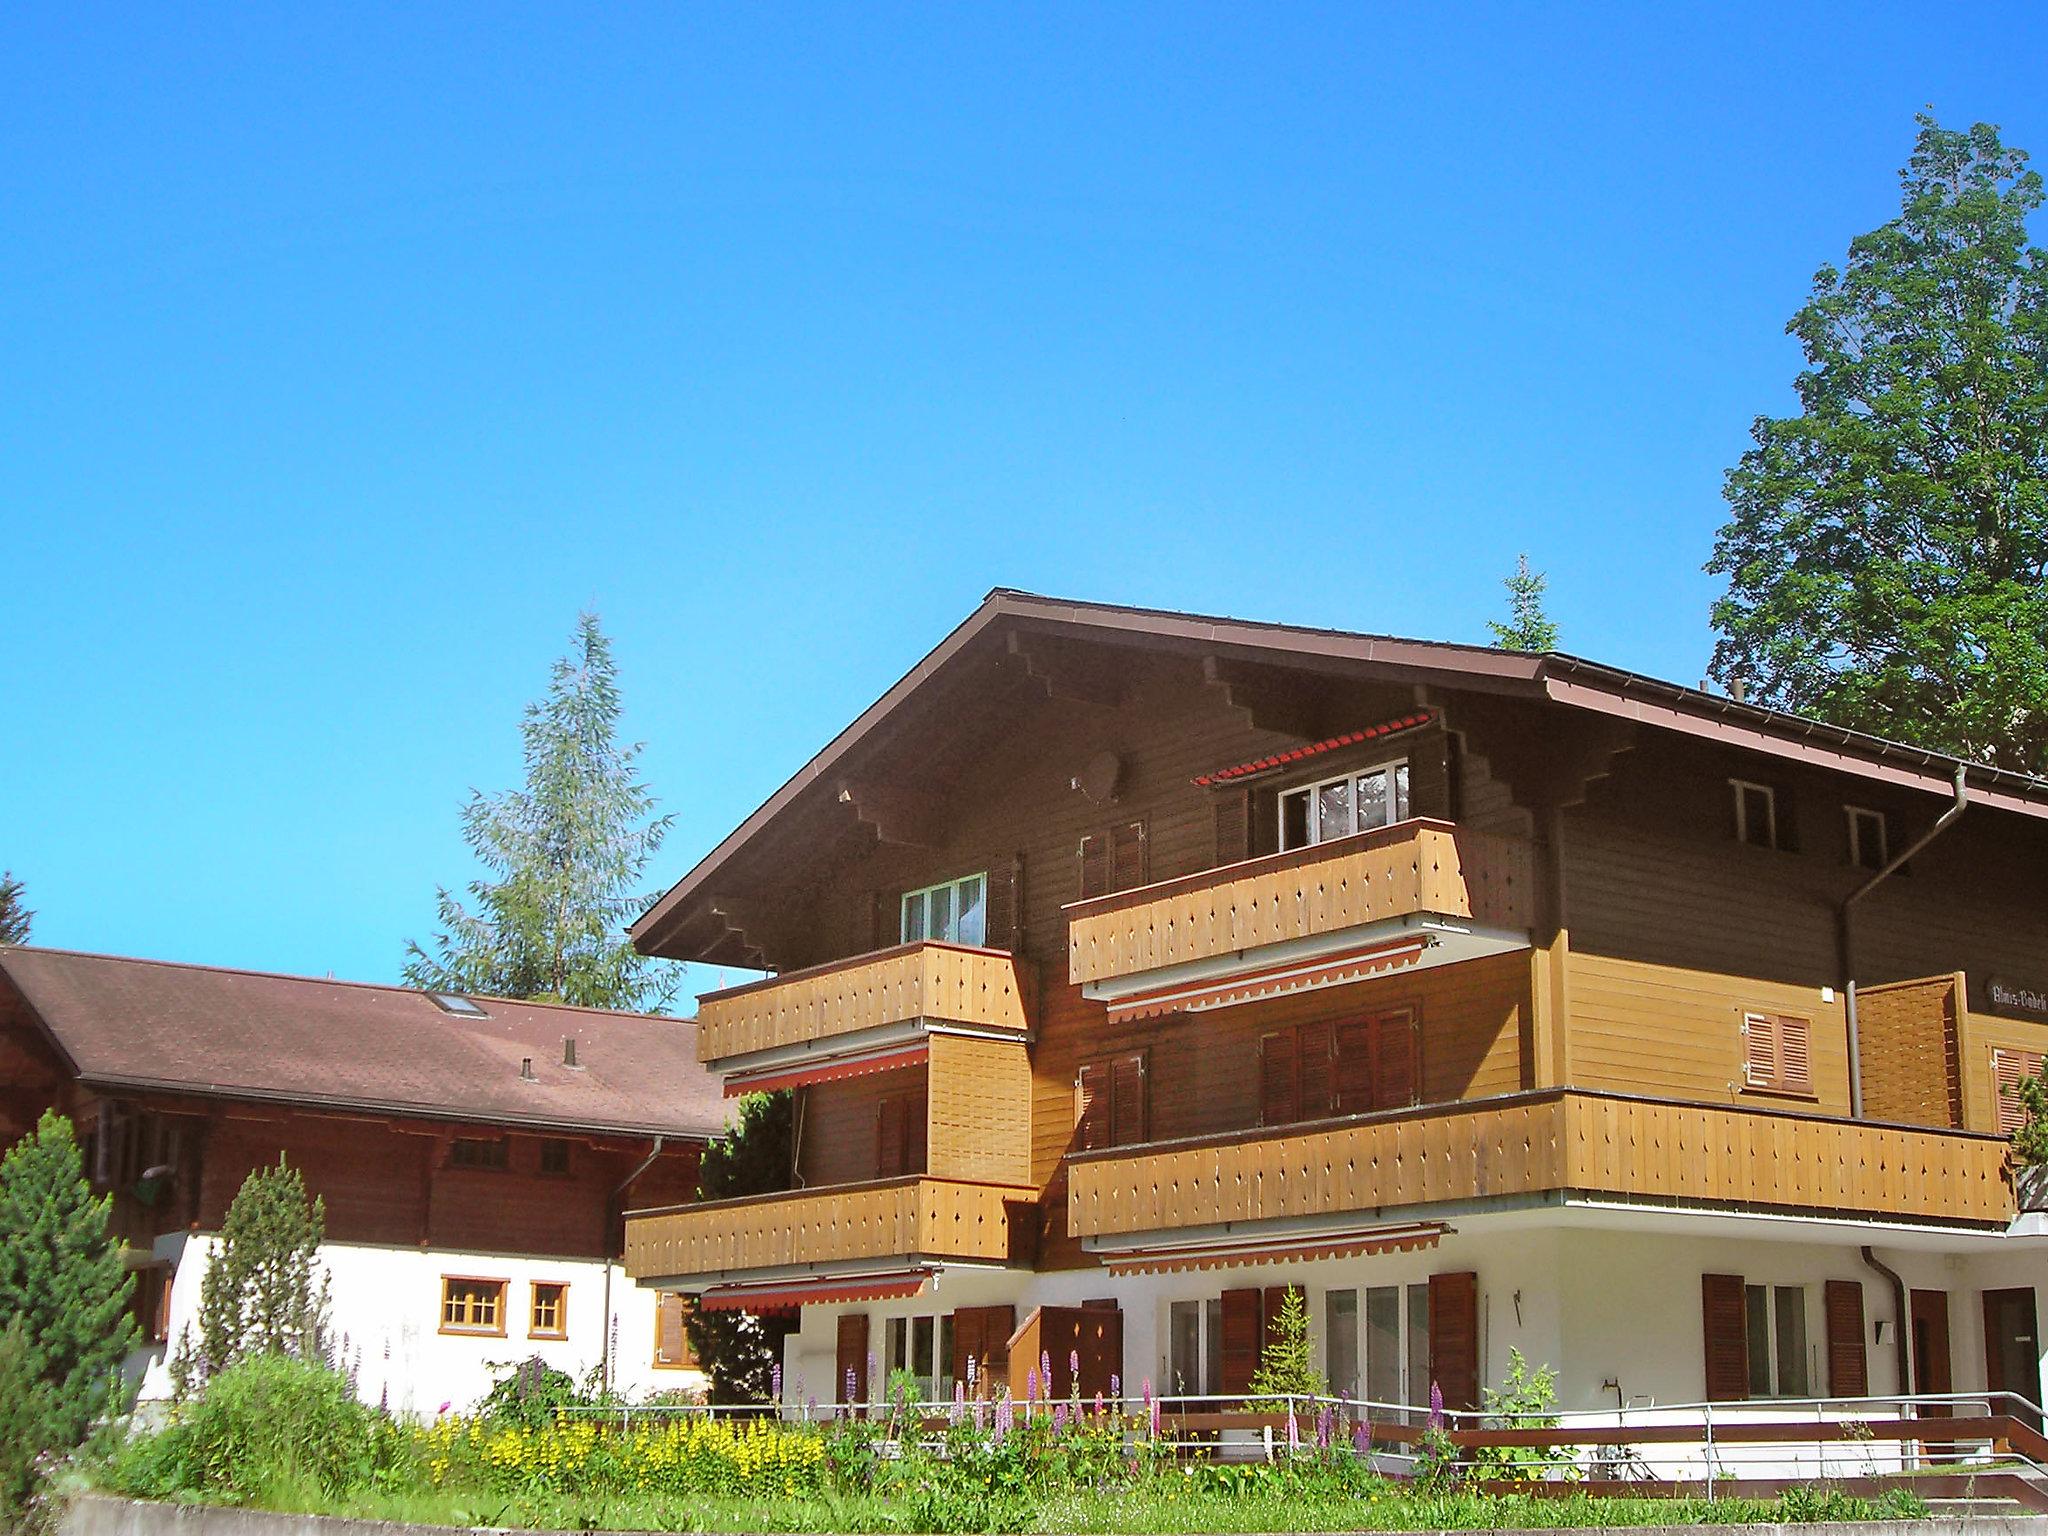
[0,945,726,1141]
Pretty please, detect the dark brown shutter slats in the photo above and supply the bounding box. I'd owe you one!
[1260,1031,1298,1126]
[1334,1019,1373,1114]
[876,1096,902,1179]
[1213,788,1250,867]
[1110,819,1147,892]
[1296,1020,1335,1120]
[1078,834,1108,900]
[1378,1009,1420,1109]
[837,1312,870,1409]
[1075,1062,1108,1152]
[1428,1271,1480,1412]
[951,1304,1015,1394]
[984,854,1024,954]
[1110,1052,1147,1146]
[1702,1273,1750,1402]
[1220,1287,1262,1395]
[1825,1279,1868,1397]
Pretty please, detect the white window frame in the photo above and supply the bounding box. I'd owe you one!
[1278,758,1411,851]
[1743,1282,1813,1399]
[1322,1282,1431,1418]
[900,872,988,948]
[883,1311,955,1401]
[1731,778,1778,850]
[1845,805,1888,871]
[1165,1297,1225,1397]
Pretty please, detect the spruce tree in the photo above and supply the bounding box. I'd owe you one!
[0,1113,135,1487]
[404,612,681,1012]
[177,1157,330,1390]
[0,871,32,945]
[1487,554,1560,652]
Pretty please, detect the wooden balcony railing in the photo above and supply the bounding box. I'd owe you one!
[695,941,1030,1065]
[1066,819,1535,988]
[1067,1090,2016,1238]
[624,1176,1036,1282]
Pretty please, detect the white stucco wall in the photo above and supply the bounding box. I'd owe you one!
[131,1233,706,1415]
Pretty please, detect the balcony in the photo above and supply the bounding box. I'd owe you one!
[1067,1090,2015,1255]
[1066,820,1535,1020]
[624,1175,1037,1291]
[694,940,1031,1077]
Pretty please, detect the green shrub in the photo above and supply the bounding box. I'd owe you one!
[475,1356,582,1430]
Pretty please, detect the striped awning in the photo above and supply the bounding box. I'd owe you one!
[1102,1222,1447,1277]
[695,1268,934,1313]
[1103,935,1427,1024]
[722,1041,929,1098]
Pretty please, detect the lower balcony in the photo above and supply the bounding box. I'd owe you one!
[625,1176,1037,1302]
[1066,1089,2016,1263]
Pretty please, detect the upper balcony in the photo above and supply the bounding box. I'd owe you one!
[1066,819,1535,1021]
[695,940,1032,1082]
[1066,1089,2016,1267]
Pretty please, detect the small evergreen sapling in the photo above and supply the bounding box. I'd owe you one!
[174,1156,331,1393]
[1247,1287,1326,1429]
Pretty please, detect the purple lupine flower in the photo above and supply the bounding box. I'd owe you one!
[1287,1410,1301,1454]
[1110,1373,1121,1401]
[1052,1401,1068,1431]
[1317,1404,1334,1450]
[1094,1391,1104,1418]
[771,1362,783,1400]
[845,1366,857,1404]
[1041,1350,1052,1387]
[994,1393,1012,1444]
[1428,1380,1445,1431]
[965,1354,977,1388]
[1354,1420,1370,1454]
[1070,1349,1081,1379]
[1026,1367,1039,1403]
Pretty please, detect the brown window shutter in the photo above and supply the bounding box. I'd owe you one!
[1110,820,1147,892]
[951,1307,984,1391]
[1220,1287,1263,1395]
[906,1095,927,1173]
[1077,834,1108,900]
[1333,1018,1373,1114]
[876,1096,904,1179]
[1110,1052,1147,1146]
[656,1294,687,1364]
[1075,1061,1108,1152]
[1777,1015,1813,1095]
[984,855,1024,954]
[1701,1273,1750,1402]
[1994,1048,2042,1135]
[1296,1021,1335,1120]
[836,1312,870,1409]
[1213,788,1250,867]
[1428,1271,1480,1412]
[1824,1279,1867,1397]
[1742,1012,1778,1090]
[1260,1030,1298,1126]
[1374,1010,1419,1110]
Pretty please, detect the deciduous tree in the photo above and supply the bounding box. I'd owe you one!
[1708,115,2048,771]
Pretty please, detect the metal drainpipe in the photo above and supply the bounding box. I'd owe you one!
[1837,763,1969,1118]
[601,1135,667,1394]
[1861,1245,1913,1398]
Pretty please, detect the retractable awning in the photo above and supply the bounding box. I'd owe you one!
[722,1041,929,1097]
[694,1268,935,1313]
[1100,1222,1447,1276]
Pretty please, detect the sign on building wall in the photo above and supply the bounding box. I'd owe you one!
[1985,977,2048,1021]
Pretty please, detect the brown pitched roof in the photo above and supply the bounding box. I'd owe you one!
[0,946,725,1141]
[632,587,2048,956]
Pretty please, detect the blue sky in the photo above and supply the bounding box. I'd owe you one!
[4,4,2043,990]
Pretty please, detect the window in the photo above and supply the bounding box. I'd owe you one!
[1325,1283,1432,1419]
[1845,806,1888,872]
[1262,1011,1417,1127]
[529,1281,568,1339]
[450,1137,510,1171]
[1731,779,1779,850]
[426,992,490,1017]
[1076,1052,1147,1150]
[884,1312,955,1400]
[1167,1298,1225,1396]
[654,1293,697,1368]
[1742,1012,1814,1097]
[1278,761,1410,851]
[539,1138,572,1176]
[876,1092,926,1178]
[901,873,987,947]
[132,1265,174,1345]
[1078,821,1147,899]
[440,1277,507,1335]
[1745,1283,1811,1398]
[1994,1048,2047,1135]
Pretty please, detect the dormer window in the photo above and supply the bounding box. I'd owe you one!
[1278,760,1409,851]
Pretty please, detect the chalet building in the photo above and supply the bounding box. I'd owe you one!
[622,590,2048,1422]
[0,948,722,1412]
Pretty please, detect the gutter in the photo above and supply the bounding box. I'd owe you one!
[1838,764,1969,1117]
[1860,1245,1913,1396]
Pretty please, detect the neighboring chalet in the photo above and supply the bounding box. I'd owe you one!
[623,589,2048,1422]
[0,948,722,1412]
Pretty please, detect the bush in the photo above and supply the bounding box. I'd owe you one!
[106,1354,403,1503]
[476,1356,583,1431]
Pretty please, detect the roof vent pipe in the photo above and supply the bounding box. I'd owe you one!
[563,1037,579,1069]
[519,1056,536,1082]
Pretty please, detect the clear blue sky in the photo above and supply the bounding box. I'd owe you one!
[4,4,2043,989]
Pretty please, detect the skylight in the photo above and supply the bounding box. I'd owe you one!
[426,992,489,1018]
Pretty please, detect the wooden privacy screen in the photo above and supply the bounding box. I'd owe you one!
[1855,975,1964,1128]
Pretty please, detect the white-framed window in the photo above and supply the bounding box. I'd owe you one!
[1166,1298,1225,1396]
[1744,1283,1812,1397]
[900,873,987,948]
[883,1312,955,1401]
[1845,806,1888,872]
[1278,760,1411,851]
[1731,779,1779,850]
[1324,1283,1431,1419]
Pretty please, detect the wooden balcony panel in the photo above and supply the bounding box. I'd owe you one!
[1066,820,1535,988]
[695,941,1030,1064]
[1068,1092,2014,1240]
[624,1176,1033,1281]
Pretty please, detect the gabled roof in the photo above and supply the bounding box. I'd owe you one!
[632,588,2048,955]
[0,945,726,1141]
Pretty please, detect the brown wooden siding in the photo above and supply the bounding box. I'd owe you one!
[1067,1090,2015,1237]
[798,1063,928,1188]
[623,1175,1036,1281]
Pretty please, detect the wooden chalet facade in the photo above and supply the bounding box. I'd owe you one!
[0,948,722,1411]
[623,590,2048,1419]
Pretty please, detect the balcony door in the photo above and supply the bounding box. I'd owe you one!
[1983,1288,2042,1432]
